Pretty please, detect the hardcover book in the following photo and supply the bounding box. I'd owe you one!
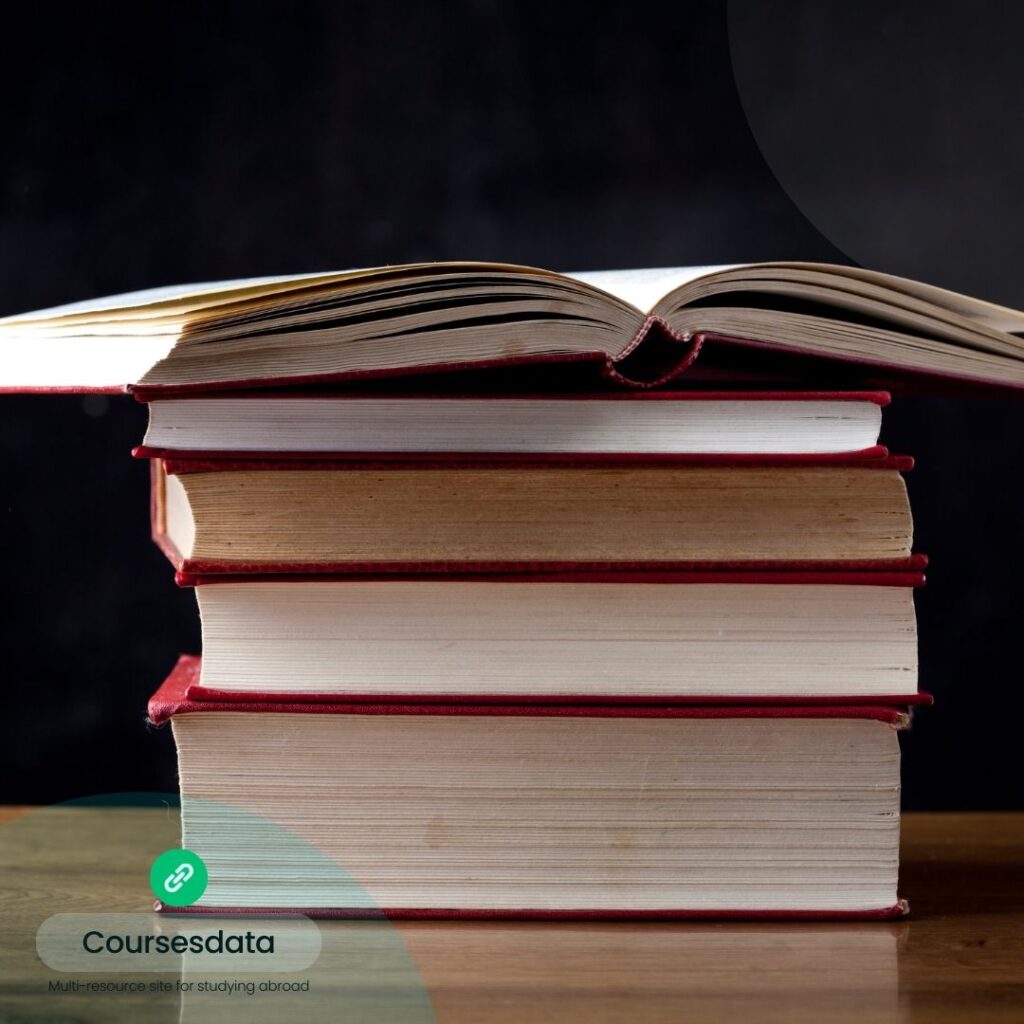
[151,456,916,574]
[151,656,912,920]
[184,574,926,703]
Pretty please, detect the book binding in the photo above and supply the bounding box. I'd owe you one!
[157,901,911,922]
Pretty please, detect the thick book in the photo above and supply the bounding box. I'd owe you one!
[3,262,1024,392]
[150,656,912,920]
[184,573,927,703]
[151,455,916,574]
[136,390,890,458]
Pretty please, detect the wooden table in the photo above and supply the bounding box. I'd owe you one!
[1,807,1022,1022]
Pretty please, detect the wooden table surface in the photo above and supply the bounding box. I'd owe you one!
[1,806,1022,1022]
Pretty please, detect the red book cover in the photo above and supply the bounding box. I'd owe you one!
[140,446,895,465]
[138,388,894,405]
[149,655,921,724]
[158,452,915,474]
[164,903,909,921]
[178,566,928,587]
[150,656,914,921]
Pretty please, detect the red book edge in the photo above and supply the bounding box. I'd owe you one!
[137,444,893,464]
[185,682,934,709]
[0,384,132,395]
[136,388,893,404]
[156,901,910,922]
[167,556,929,580]
[148,655,919,727]
[157,451,915,474]
[177,567,927,586]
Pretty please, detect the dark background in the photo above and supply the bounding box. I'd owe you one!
[2,1,1022,807]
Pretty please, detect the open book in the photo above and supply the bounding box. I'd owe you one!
[3,261,1024,392]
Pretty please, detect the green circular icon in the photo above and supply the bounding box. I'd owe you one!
[149,849,208,907]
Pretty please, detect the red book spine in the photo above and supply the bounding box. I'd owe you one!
[177,566,927,586]
[158,902,910,922]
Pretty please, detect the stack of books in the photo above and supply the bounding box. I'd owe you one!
[7,260,1024,918]
[141,388,928,919]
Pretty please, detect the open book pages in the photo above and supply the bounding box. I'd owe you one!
[2,262,1024,390]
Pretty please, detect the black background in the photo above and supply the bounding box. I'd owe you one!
[2,1,1022,807]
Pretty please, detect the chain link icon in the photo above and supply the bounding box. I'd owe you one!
[163,862,195,894]
[151,850,207,906]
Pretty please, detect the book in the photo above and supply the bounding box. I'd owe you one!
[151,456,915,573]
[3,262,1024,392]
[150,655,911,919]
[137,390,889,457]
[185,574,925,702]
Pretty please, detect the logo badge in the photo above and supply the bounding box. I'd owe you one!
[149,849,208,907]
